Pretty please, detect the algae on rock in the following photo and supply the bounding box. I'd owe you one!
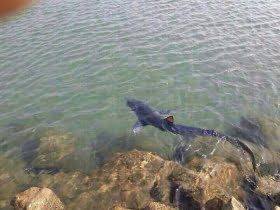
[30,131,78,170]
[65,150,250,210]
[228,116,280,175]
[18,148,279,209]
[173,135,255,174]
[38,171,91,205]
[93,132,174,167]
[0,156,31,209]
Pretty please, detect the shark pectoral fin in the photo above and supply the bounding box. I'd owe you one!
[132,120,144,134]
[164,115,174,124]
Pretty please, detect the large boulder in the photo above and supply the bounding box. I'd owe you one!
[19,126,97,173]
[12,187,65,210]
[256,176,280,196]
[255,117,280,149]
[172,135,254,173]
[38,171,90,205]
[224,116,280,176]
[93,132,173,167]
[255,175,280,207]
[35,150,172,209]
[228,116,280,159]
[186,156,242,204]
[30,131,78,171]
[229,117,267,148]
[87,150,171,209]
[168,156,244,209]
[66,150,248,210]
[28,149,277,209]
[68,150,181,209]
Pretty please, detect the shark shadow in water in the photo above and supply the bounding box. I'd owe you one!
[126,98,256,171]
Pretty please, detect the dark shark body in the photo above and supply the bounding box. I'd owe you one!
[127,98,256,171]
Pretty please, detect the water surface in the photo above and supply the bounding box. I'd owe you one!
[1,0,280,171]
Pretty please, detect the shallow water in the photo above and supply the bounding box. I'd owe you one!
[0,0,280,206]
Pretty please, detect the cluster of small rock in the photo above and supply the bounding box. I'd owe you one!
[1,116,280,210]
[8,150,280,210]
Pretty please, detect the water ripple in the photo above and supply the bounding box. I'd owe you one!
[0,0,280,170]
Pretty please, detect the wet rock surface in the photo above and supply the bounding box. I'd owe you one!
[32,131,77,168]
[45,150,253,210]
[22,130,79,173]
[0,156,31,209]
[12,187,65,210]
[109,205,133,210]
[38,171,91,204]
[93,132,173,167]
[237,175,277,210]
[230,197,246,210]
[3,149,280,210]
[227,116,280,177]
[172,135,254,174]
[71,150,170,209]
[21,139,40,164]
[185,156,242,204]
[2,114,280,210]
[229,116,268,148]
[144,202,176,210]
[168,156,248,210]
[255,176,280,208]
[257,176,280,196]
[71,150,280,209]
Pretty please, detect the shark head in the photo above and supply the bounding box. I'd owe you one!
[126,98,153,115]
[127,98,175,134]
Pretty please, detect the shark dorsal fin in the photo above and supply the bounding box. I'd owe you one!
[164,116,174,124]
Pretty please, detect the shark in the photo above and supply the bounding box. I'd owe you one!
[126,98,256,171]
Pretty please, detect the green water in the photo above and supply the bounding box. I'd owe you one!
[0,0,280,170]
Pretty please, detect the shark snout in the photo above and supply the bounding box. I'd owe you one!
[126,98,144,111]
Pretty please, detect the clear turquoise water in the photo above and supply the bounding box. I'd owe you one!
[1,0,280,169]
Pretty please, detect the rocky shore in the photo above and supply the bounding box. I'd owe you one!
[0,115,280,209]
[3,149,280,210]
